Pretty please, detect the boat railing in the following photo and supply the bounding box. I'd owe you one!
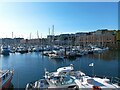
[110,77,120,86]
[0,69,14,79]
[93,76,120,86]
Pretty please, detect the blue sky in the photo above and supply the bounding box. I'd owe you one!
[0,2,118,39]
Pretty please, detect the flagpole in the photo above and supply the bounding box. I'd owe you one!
[89,63,94,77]
[93,63,94,77]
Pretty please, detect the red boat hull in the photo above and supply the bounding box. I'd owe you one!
[2,75,13,90]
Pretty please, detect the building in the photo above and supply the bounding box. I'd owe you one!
[116,30,120,49]
[0,38,24,46]
[75,29,116,48]
[20,38,48,46]
[19,29,118,49]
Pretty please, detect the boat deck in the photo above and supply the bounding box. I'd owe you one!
[76,76,120,89]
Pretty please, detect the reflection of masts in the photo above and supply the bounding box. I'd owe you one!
[17,72,19,89]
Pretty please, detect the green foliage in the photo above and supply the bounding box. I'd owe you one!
[116,31,120,41]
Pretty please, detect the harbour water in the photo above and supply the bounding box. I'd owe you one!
[0,50,119,88]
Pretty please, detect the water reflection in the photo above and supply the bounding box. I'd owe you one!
[1,55,10,59]
[87,50,119,61]
[48,58,64,64]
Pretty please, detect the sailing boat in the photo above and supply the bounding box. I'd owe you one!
[48,25,64,59]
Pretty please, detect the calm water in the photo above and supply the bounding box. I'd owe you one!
[0,50,120,88]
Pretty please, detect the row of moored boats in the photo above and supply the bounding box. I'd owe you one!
[0,45,109,60]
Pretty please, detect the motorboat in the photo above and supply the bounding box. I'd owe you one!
[88,44,109,53]
[17,46,28,54]
[26,64,120,90]
[26,64,78,90]
[48,50,63,59]
[1,45,10,55]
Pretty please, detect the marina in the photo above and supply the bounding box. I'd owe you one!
[0,2,120,89]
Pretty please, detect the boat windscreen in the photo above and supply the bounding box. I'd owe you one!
[87,79,105,86]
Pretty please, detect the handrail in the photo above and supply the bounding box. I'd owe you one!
[95,76,120,85]
[0,70,12,78]
[110,77,120,85]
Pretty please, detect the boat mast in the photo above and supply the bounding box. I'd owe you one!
[30,33,31,40]
[12,32,13,39]
[52,25,54,45]
[37,30,40,45]
[41,33,42,47]
[37,30,39,39]
[48,28,50,46]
